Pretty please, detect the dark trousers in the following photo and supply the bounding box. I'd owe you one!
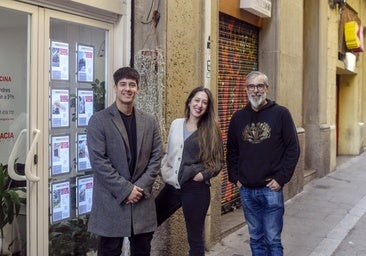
[97,231,153,256]
[155,180,210,256]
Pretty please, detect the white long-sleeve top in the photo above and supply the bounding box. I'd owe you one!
[161,118,222,189]
[161,118,185,188]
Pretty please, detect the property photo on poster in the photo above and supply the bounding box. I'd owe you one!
[76,175,94,215]
[77,133,91,171]
[51,89,69,128]
[51,41,69,81]
[51,180,70,223]
[77,44,94,82]
[77,89,93,127]
[51,135,70,176]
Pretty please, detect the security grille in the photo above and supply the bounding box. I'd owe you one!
[218,13,259,213]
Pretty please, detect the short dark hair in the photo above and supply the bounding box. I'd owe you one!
[113,67,140,85]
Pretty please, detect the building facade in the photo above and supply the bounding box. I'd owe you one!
[0,0,365,255]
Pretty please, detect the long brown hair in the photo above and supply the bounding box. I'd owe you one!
[185,87,224,172]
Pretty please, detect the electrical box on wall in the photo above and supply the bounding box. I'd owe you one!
[240,0,272,18]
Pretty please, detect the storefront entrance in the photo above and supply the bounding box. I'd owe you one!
[0,1,113,255]
[218,13,259,213]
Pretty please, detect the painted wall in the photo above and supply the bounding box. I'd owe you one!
[260,0,304,127]
[332,0,365,155]
[304,0,334,177]
[304,0,366,180]
[258,0,305,198]
[361,0,366,149]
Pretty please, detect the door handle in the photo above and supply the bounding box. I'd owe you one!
[7,129,27,181]
[24,129,41,182]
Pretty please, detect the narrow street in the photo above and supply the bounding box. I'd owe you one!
[207,150,366,256]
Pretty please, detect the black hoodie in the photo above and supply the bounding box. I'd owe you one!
[226,99,300,188]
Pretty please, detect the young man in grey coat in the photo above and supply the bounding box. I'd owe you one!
[87,67,162,256]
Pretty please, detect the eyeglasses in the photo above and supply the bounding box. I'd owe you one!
[246,83,266,91]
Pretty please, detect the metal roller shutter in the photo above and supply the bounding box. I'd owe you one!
[218,13,259,214]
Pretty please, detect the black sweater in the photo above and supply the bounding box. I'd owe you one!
[178,131,222,186]
[226,100,300,188]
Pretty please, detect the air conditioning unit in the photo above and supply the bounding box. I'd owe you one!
[240,0,272,18]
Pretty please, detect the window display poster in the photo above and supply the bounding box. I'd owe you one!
[77,44,94,82]
[77,175,94,215]
[51,89,69,128]
[77,133,91,171]
[77,90,93,126]
[51,135,70,176]
[51,41,69,81]
[51,180,70,223]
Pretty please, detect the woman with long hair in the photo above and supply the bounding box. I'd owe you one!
[155,86,224,256]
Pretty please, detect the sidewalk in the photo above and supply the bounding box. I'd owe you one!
[206,151,366,256]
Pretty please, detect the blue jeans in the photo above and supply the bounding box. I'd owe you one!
[239,186,284,256]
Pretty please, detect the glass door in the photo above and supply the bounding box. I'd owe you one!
[0,2,40,256]
[43,10,112,256]
[0,2,113,255]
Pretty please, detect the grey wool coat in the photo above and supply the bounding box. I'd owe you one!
[87,102,162,237]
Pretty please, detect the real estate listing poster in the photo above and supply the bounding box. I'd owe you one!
[77,89,93,127]
[77,44,94,82]
[50,41,69,81]
[51,135,70,176]
[77,133,91,171]
[51,89,69,128]
[51,180,70,223]
[76,175,94,215]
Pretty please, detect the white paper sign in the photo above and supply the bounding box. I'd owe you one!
[77,176,94,215]
[51,135,70,175]
[77,133,91,171]
[77,90,93,127]
[51,89,69,128]
[51,41,69,81]
[77,44,94,82]
[51,181,70,222]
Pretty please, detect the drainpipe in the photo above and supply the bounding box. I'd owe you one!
[203,0,211,89]
[130,0,135,67]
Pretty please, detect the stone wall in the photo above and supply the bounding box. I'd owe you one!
[134,0,221,255]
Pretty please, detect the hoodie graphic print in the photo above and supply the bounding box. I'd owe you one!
[226,99,300,188]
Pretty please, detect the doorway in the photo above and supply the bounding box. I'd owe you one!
[0,2,113,255]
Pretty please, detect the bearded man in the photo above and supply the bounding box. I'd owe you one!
[226,71,300,256]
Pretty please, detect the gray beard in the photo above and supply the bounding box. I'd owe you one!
[248,92,266,109]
